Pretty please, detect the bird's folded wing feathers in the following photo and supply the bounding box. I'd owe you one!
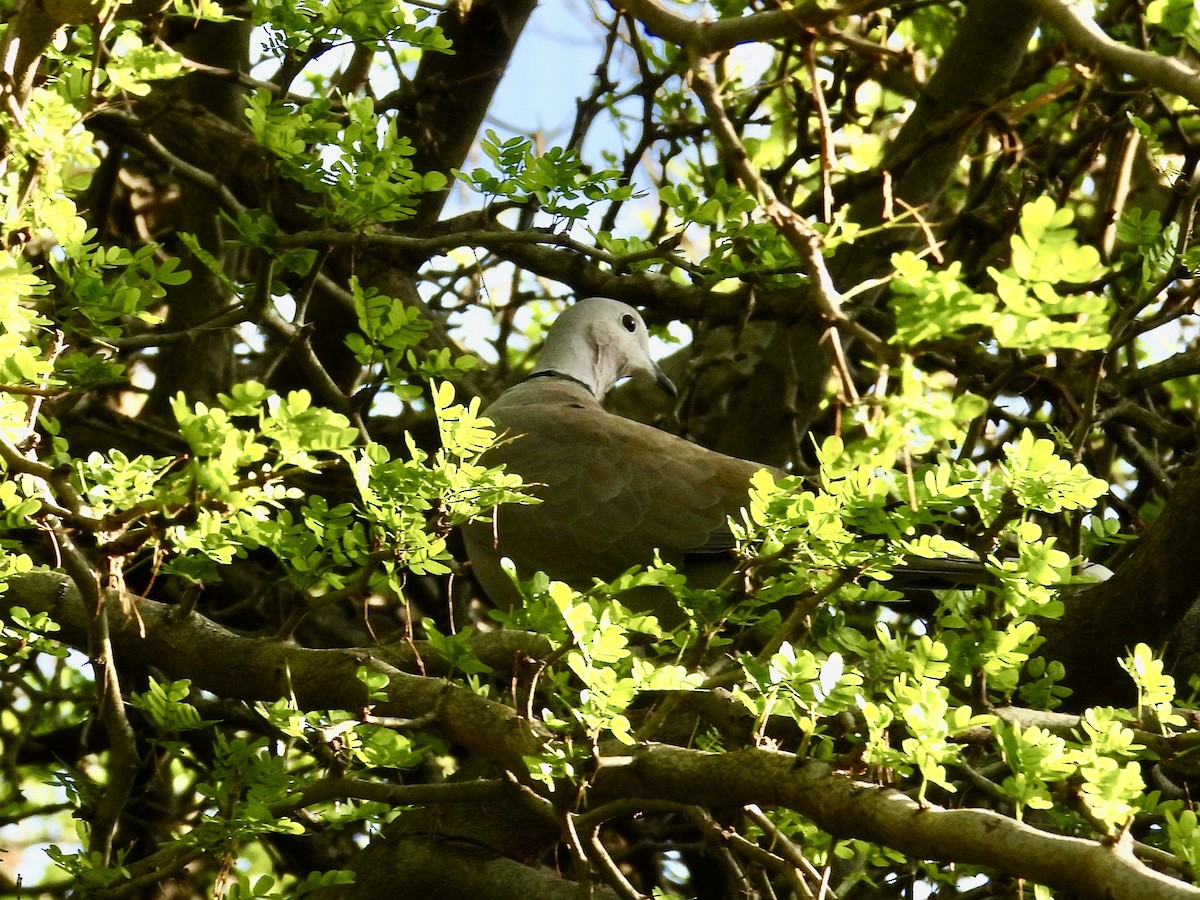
[463,379,768,601]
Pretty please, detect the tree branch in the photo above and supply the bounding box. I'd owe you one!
[7,570,543,772]
[1115,350,1200,395]
[403,0,539,227]
[10,568,1199,898]
[614,0,882,55]
[1026,0,1200,107]
[593,744,1200,900]
[318,834,623,900]
[1041,453,1200,708]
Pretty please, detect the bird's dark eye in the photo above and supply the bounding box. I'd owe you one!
[621,314,637,332]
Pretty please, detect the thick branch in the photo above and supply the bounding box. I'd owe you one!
[594,745,1200,900]
[1041,453,1200,708]
[9,568,1200,897]
[0,0,170,117]
[1026,0,1200,107]
[7,570,542,771]
[478,227,752,318]
[317,835,621,900]
[614,0,882,55]
[1116,350,1200,395]
[403,0,538,227]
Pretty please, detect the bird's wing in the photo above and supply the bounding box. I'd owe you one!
[463,379,767,605]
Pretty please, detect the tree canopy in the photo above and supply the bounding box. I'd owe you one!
[5,0,1200,897]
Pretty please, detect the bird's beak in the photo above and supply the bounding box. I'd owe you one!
[654,364,678,398]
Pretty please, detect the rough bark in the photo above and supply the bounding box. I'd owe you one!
[141,18,250,416]
[9,570,1200,899]
[1042,454,1200,708]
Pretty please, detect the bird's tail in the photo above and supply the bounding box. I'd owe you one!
[880,556,994,590]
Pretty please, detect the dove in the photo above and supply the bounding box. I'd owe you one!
[462,298,768,611]
[462,297,994,614]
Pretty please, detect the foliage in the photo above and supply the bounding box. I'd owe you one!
[2,0,1200,899]
[458,129,638,221]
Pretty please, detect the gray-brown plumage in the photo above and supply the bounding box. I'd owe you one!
[463,297,997,611]
[463,298,769,608]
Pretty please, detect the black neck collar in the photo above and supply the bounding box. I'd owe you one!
[523,370,596,396]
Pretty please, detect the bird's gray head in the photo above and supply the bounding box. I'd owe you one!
[532,297,677,400]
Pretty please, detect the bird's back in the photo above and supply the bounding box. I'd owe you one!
[463,377,768,607]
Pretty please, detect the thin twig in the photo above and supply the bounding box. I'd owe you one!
[686,54,887,360]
